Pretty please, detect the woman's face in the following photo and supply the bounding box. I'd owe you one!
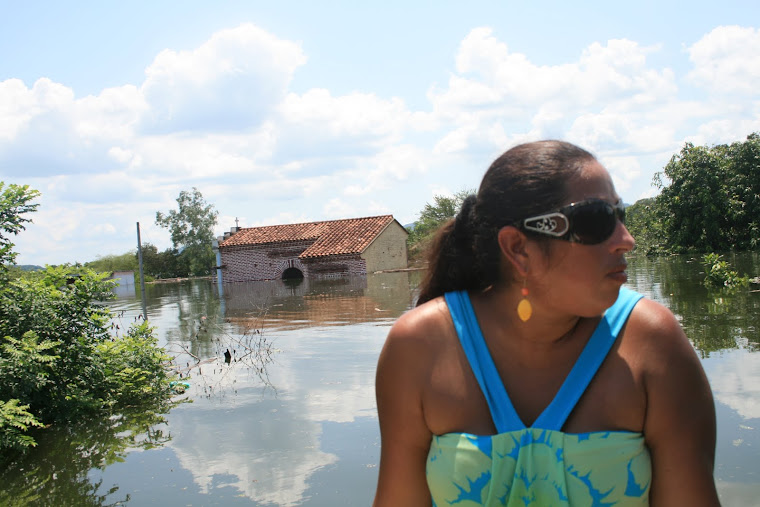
[527,160,635,317]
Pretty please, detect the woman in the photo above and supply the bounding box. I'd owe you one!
[374,141,719,506]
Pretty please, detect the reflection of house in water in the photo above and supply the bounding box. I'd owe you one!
[221,272,415,332]
[216,215,408,283]
[108,270,136,298]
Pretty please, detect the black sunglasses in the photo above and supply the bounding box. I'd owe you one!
[519,198,626,245]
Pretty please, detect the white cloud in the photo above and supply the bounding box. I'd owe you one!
[323,197,355,218]
[140,23,306,133]
[688,26,760,95]
[428,28,679,158]
[3,20,760,266]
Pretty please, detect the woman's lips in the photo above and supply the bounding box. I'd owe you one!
[607,264,628,283]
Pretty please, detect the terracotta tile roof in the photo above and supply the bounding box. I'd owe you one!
[220,215,405,258]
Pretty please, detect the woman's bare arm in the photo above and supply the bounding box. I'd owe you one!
[374,311,435,507]
[636,300,720,506]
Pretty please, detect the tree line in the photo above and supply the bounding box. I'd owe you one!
[408,133,760,258]
[626,133,760,255]
[85,187,219,280]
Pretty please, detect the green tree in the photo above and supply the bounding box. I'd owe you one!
[649,133,760,253]
[624,197,667,255]
[407,189,474,259]
[0,186,177,456]
[654,143,730,252]
[85,252,138,274]
[155,188,218,276]
[0,183,40,273]
[138,243,189,279]
[723,133,760,249]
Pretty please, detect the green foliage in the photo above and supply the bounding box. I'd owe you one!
[624,198,667,255]
[652,133,760,252]
[156,188,218,276]
[0,183,40,273]
[407,189,474,260]
[0,265,178,453]
[0,400,43,451]
[85,252,138,274]
[138,243,190,279]
[0,187,178,456]
[96,321,175,407]
[701,253,749,289]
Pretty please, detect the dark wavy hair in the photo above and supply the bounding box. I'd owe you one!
[416,140,596,306]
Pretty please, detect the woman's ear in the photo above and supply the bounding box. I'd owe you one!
[497,226,530,278]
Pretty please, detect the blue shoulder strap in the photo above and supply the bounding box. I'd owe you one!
[533,287,644,430]
[445,288,644,433]
[445,291,524,433]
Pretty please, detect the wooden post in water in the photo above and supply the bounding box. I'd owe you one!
[136,222,148,320]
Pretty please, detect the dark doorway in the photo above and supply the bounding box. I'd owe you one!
[282,267,304,280]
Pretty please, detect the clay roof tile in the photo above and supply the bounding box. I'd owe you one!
[219,215,403,258]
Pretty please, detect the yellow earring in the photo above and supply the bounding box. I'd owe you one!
[517,283,532,322]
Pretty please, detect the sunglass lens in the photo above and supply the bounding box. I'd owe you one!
[570,202,617,244]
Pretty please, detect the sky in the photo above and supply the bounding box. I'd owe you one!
[2,0,759,267]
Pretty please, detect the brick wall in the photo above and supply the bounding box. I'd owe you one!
[219,242,368,282]
[303,255,367,279]
[220,241,312,283]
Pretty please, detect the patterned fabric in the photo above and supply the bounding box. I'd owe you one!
[427,288,650,506]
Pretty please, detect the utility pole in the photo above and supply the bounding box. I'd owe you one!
[136,222,148,320]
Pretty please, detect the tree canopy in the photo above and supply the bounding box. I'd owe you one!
[0,183,40,273]
[155,188,218,276]
[640,133,760,253]
[408,190,473,243]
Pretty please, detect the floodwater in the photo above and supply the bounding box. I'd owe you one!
[1,254,758,506]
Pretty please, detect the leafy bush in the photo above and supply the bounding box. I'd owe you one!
[0,399,43,451]
[0,183,177,455]
[97,321,175,408]
[0,265,177,454]
[701,253,749,289]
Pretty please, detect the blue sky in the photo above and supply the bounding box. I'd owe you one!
[2,1,759,266]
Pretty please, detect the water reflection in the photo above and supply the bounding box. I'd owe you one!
[3,261,759,506]
[627,254,760,355]
[143,273,416,506]
[222,272,414,332]
[628,254,760,504]
[0,407,172,506]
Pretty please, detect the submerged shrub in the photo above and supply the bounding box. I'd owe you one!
[0,265,176,454]
[0,399,43,451]
[701,253,750,289]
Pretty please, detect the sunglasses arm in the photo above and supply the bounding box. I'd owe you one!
[522,212,570,237]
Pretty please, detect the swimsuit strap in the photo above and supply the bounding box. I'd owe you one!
[533,287,644,430]
[445,288,644,433]
[445,291,524,433]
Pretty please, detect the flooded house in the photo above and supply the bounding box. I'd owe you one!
[214,215,408,283]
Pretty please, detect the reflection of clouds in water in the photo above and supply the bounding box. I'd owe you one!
[717,481,760,506]
[160,273,403,504]
[299,367,378,424]
[165,305,389,505]
[274,325,387,425]
[167,397,337,506]
[706,349,760,420]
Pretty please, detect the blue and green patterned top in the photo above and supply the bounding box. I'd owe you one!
[427,288,651,506]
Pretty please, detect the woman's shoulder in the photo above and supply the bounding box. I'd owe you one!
[379,295,459,371]
[390,295,452,335]
[623,295,702,377]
